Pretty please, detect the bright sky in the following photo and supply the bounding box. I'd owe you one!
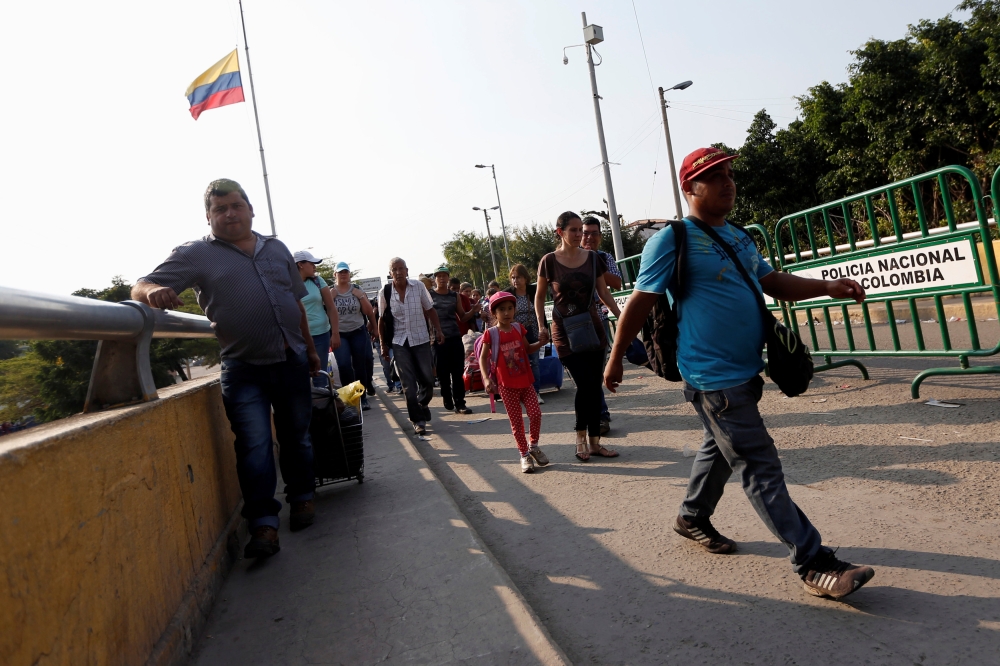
[1,0,965,294]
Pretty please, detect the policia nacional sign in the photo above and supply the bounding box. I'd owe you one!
[786,233,982,302]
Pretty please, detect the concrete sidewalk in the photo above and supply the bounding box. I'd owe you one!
[187,399,568,665]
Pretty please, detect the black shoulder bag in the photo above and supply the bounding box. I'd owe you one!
[642,221,687,381]
[689,218,814,397]
[380,283,395,345]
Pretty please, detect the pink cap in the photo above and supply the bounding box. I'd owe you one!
[488,290,516,312]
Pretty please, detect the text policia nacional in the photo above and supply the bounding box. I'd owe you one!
[817,245,969,291]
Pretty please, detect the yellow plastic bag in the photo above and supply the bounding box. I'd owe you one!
[337,381,366,408]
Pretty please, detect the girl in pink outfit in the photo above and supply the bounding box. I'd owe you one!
[479,292,550,473]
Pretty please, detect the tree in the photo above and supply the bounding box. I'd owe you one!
[442,231,496,289]
[0,351,45,422]
[0,340,21,361]
[720,2,1000,239]
[507,222,557,280]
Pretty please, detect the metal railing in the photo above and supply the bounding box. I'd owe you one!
[0,286,215,412]
[773,165,1000,397]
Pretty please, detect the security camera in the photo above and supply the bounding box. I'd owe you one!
[563,56,568,65]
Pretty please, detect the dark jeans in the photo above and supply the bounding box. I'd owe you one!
[333,326,375,397]
[434,335,467,409]
[560,349,605,436]
[393,341,434,423]
[680,375,828,573]
[220,348,315,530]
[311,330,331,388]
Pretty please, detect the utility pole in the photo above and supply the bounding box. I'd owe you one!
[658,81,692,220]
[473,207,500,282]
[581,12,624,260]
[476,164,512,274]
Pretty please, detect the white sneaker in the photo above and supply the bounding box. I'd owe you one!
[520,455,535,473]
[536,392,545,405]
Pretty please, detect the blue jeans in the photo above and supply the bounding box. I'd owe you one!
[220,348,315,530]
[680,375,828,573]
[333,326,375,396]
[311,331,331,388]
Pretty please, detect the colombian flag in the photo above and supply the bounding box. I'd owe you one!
[186,50,245,120]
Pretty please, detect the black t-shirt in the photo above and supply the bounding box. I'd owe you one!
[538,250,606,358]
[431,290,460,339]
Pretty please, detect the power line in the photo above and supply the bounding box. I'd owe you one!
[631,0,656,93]
[630,0,665,222]
[669,106,754,124]
[671,101,796,120]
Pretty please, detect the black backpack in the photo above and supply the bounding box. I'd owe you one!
[641,221,686,382]
[380,283,395,344]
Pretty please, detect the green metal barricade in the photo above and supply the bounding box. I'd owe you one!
[772,165,1000,398]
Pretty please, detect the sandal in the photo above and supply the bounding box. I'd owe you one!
[575,430,590,461]
[589,436,619,458]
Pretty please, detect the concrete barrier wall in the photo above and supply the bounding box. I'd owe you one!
[0,375,242,666]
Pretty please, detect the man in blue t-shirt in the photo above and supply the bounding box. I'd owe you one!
[604,147,876,601]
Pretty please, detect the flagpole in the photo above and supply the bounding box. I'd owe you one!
[238,0,276,236]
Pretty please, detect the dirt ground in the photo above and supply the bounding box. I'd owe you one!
[382,355,1000,665]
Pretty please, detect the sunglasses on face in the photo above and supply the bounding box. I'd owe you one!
[582,231,601,237]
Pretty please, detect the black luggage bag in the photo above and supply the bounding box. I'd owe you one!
[311,373,365,485]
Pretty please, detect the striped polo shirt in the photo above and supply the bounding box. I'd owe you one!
[139,232,308,364]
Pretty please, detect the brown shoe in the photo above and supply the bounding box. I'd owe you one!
[244,526,280,558]
[290,500,315,531]
[801,551,875,600]
[673,515,737,554]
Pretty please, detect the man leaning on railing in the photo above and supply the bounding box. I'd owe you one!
[130,178,321,559]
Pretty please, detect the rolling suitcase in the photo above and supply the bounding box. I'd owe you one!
[311,373,365,485]
[537,343,564,390]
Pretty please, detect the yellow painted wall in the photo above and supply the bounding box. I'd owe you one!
[0,376,240,666]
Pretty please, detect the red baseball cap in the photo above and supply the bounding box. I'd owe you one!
[488,290,516,312]
[679,147,738,186]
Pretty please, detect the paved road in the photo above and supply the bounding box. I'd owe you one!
[385,357,1000,665]
[188,403,568,665]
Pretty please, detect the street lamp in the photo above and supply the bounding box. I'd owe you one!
[472,206,501,282]
[658,80,693,220]
[563,12,626,261]
[475,164,512,275]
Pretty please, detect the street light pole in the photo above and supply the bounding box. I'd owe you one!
[473,206,500,282]
[476,164,512,274]
[580,12,625,261]
[658,80,693,220]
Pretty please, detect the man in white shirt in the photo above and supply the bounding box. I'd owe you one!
[378,257,445,435]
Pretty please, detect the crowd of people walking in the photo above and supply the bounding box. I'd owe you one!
[130,145,878,601]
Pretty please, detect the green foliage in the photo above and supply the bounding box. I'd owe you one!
[0,340,22,361]
[442,230,499,289]
[507,222,557,279]
[0,351,45,422]
[724,1,1000,234]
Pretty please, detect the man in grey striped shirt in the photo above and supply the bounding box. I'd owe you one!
[132,179,320,559]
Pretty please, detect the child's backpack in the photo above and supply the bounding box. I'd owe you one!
[474,323,525,385]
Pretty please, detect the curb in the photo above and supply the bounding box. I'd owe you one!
[374,385,572,666]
